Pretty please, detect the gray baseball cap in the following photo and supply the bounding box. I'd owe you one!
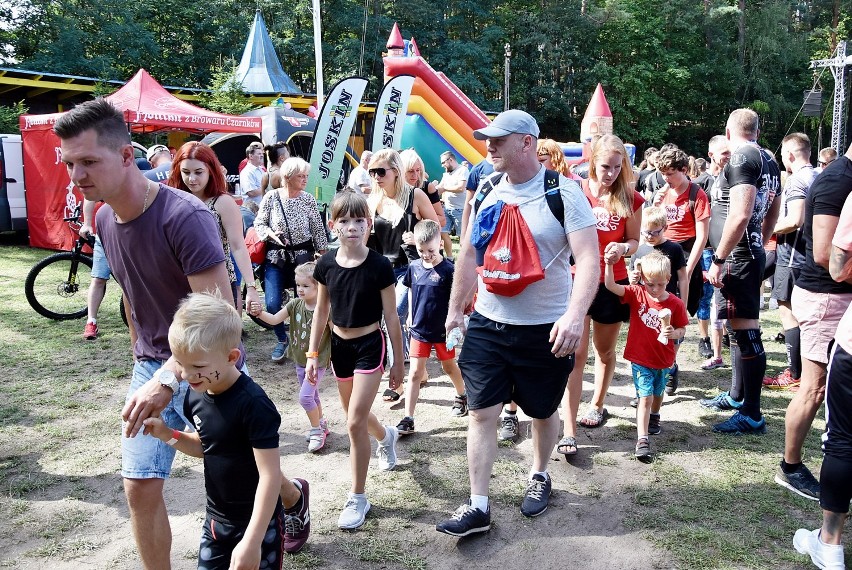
[473,109,540,140]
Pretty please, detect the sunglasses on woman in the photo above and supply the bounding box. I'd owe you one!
[368,167,388,177]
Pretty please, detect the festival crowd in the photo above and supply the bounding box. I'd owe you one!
[61,98,851,570]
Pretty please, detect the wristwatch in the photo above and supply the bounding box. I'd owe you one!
[156,369,180,393]
[711,254,727,265]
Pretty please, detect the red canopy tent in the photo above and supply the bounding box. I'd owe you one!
[19,69,262,250]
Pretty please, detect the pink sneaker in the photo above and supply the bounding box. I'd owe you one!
[764,368,799,390]
[701,357,724,370]
[83,322,98,340]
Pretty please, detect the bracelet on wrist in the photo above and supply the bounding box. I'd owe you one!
[305,351,319,359]
[166,429,181,446]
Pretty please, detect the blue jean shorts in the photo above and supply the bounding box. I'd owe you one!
[121,359,191,479]
[442,207,462,235]
[631,362,670,398]
[91,236,112,281]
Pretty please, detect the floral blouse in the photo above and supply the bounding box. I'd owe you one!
[253,190,328,264]
[204,196,236,283]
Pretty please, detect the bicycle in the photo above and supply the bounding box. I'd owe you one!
[24,204,127,325]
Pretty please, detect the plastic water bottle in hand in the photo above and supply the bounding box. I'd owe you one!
[446,327,463,350]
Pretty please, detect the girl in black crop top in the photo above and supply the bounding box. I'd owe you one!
[306,192,405,526]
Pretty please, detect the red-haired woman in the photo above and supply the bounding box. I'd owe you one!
[167,141,260,312]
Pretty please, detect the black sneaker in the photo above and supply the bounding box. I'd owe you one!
[665,364,679,396]
[498,414,519,441]
[436,502,491,537]
[698,337,713,358]
[635,439,652,463]
[648,413,661,435]
[451,394,468,417]
[774,462,820,501]
[699,391,743,411]
[396,416,415,435]
[520,473,552,517]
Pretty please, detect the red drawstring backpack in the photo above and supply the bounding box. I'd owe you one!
[477,203,545,296]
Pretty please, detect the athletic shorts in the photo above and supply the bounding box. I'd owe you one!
[770,264,798,303]
[822,343,852,512]
[791,287,852,364]
[588,280,630,324]
[714,253,764,321]
[631,363,670,398]
[330,329,386,381]
[409,338,455,361]
[458,312,574,419]
[198,506,283,570]
[91,236,112,281]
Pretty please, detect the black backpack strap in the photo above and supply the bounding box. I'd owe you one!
[543,169,564,226]
[472,172,504,215]
[687,182,701,218]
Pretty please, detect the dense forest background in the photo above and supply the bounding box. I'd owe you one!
[1,0,849,155]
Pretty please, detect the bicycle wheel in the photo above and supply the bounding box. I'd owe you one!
[25,252,93,320]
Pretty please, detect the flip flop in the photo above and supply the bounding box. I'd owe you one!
[556,436,577,456]
[382,388,402,402]
[578,408,608,428]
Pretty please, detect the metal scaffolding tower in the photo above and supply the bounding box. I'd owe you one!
[811,41,852,153]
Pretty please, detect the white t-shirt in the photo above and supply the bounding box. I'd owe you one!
[239,163,264,205]
[470,167,597,325]
[441,165,470,209]
[347,166,371,193]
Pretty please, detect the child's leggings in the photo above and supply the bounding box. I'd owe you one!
[295,365,325,412]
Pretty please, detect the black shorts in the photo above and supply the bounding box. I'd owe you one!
[715,252,765,321]
[330,329,387,380]
[588,280,630,324]
[458,312,574,419]
[770,264,799,303]
[198,507,283,570]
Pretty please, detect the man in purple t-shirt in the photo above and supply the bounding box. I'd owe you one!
[54,99,311,565]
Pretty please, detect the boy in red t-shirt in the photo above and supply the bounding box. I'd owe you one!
[605,251,688,463]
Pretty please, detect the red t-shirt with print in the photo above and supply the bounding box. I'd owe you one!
[658,183,710,242]
[582,181,644,281]
[621,285,689,370]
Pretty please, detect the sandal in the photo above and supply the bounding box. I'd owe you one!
[556,436,577,456]
[578,408,608,428]
[382,388,402,402]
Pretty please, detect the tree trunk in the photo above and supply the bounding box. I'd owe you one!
[738,0,745,66]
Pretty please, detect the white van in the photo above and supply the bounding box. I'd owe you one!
[0,134,25,233]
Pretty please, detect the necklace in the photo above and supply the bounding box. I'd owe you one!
[114,181,153,223]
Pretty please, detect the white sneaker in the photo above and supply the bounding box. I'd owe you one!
[305,418,329,441]
[338,494,371,529]
[376,426,399,471]
[307,427,326,452]
[794,528,846,569]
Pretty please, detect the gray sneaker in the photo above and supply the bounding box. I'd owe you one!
[775,462,820,501]
[338,494,371,529]
[498,414,519,441]
[376,426,399,471]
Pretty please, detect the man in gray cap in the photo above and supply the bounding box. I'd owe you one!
[436,109,600,536]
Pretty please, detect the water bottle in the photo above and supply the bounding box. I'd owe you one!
[446,327,463,350]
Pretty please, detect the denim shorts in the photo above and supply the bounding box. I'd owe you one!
[442,207,462,235]
[91,236,112,281]
[121,359,192,479]
[631,363,670,398]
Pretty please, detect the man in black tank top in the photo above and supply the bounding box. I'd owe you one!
[706,108,781,435]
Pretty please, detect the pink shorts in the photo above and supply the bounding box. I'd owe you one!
[792,286,852,364]
[410,338,456,361]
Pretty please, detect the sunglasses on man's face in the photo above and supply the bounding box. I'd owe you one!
[818,161,827,167]
[368,167,388,177]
